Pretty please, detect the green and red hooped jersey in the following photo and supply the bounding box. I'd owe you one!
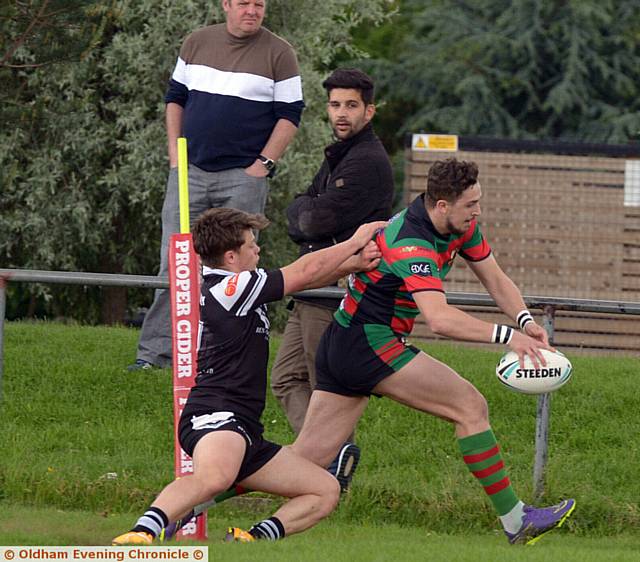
[335,194,492,336]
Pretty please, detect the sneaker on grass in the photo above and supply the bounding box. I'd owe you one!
[224,527,255,543]
[328,442,361,493]
[505,499,576,545]
[158,510,194,542]
[111,531,153,546]
[127,359,157,372]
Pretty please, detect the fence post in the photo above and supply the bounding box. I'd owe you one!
[533,305,556,501]
[0,278,6,403]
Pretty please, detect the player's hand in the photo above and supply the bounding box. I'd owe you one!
[524,321,552,347]
[351,221,388,249]
[244,160,269,177]
[354,240,382,272]
[508,331,553,369]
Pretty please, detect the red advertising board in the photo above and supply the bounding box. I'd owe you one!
[168,232,207,540]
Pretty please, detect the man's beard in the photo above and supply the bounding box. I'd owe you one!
[445,217,468,236]
[332,124,353,140]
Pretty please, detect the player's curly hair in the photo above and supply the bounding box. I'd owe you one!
[193,208,269,267]
[426,158,479,206]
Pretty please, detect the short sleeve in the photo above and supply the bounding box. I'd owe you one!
[208,269,284,316]
[459,220,492,262]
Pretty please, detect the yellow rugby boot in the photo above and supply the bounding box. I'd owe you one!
[111,531,154,546]
[224,527,255,543]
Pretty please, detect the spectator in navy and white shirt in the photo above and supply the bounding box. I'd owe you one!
[130,0,304,371]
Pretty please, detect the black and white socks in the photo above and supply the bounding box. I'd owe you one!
[132,507,169,538]
[248,517,285,541]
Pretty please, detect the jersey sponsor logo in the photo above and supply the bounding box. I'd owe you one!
[190,411,236,430]
[388,211,402,224]
[410,262,433,276]
[255,307,271,338]
[402,246,418,253]
[225,275,239,296]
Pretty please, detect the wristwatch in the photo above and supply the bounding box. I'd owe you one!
[258,154,276,177]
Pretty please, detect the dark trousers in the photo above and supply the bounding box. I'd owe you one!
[271,301,354,442]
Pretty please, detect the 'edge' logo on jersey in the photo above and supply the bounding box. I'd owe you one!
[410,262,433,276]
[225,275,239,296]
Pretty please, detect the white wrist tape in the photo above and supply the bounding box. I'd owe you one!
[516,310,534,330]
[492,324,514,345]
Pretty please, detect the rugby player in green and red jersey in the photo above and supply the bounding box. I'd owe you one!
[291,157,575,545]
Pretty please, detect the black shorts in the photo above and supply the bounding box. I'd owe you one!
[178,409,281,483]
[315,321,420,397]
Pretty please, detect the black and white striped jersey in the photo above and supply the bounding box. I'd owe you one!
[185,266,284,435]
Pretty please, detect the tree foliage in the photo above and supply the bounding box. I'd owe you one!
[357,0,640,146]
[9,0,639,325]
[0,0,103,66]
[0,0,390,323]
[0,0,105,125]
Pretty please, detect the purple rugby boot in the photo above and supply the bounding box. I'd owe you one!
[506,499,576,545]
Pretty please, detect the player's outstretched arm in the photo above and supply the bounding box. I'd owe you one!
[467,255,550,346]
[414,291,551,368]
[466,255,526,319]
[280,221,387,296]
[308,240,382,290]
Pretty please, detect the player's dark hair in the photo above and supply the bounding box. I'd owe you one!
[193,208,269,267]
[426,158,479,206]
[322,68,375,105]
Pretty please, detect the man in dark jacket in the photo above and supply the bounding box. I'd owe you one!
[271,68,394,490]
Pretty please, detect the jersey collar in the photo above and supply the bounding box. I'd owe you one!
[202,266,236,277]
[406,193,449,242]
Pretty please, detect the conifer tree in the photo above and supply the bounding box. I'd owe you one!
[359,0,640,144]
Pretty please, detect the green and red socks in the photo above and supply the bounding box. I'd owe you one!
[458,429,525,533]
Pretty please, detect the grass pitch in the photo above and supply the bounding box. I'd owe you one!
[1,504,639,561]
[1,320,639,546]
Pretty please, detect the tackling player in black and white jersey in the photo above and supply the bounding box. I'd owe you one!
[112,207,386,546]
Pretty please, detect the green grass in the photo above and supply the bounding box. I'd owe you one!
[1,320,639,542]
[1,504,639,561]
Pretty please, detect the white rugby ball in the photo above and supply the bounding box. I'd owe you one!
[495,349,572,395]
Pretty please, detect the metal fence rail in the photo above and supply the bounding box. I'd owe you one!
[1,267,639,500]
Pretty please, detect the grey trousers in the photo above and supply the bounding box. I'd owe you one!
[136,165,268,367]
[271,301,354,440]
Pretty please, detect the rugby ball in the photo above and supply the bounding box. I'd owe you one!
[496,349,572,395]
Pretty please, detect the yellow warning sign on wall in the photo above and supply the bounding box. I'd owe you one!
[412,134,458,152]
